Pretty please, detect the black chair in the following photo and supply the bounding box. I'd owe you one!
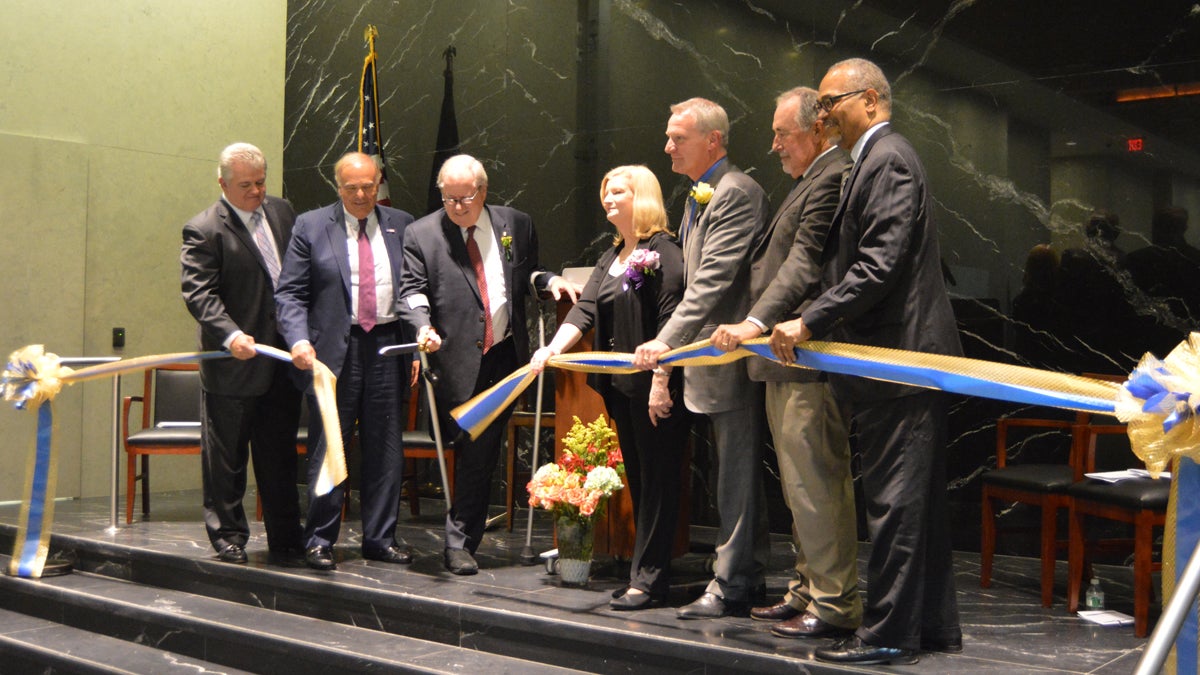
[1067,419,1168,637]
[122,364,202,523]
[980,413,1083,607]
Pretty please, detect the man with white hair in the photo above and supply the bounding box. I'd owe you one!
[399,154,578,575]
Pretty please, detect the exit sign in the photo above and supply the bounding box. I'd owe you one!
[1127,137,1145,152]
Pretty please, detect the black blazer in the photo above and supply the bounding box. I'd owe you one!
[563,232,685,398]
[801,125,961,402]
[398,204,553,404]
[181,196,296,396]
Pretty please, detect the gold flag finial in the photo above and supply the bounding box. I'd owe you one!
[364,25,378,44]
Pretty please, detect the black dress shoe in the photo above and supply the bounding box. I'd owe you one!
[305,545,336,571]
[363,545,413,564]
[216,543,247,564]
[610,589,665,611]
[444,548,478,576]
[750,600,801,622]
[677,592,748,620]
[770,611,855,639]
[815,635,918,665]
[921,636,964,653]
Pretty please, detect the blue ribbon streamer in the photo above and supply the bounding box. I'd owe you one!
[16,401,53,577]
[1176,457,1199,672]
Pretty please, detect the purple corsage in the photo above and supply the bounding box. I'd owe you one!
[622,249,661,291]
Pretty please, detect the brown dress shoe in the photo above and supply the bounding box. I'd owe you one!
[770,611,855,639]
[751,600,801,622]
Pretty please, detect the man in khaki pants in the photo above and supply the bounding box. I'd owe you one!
[712,86,860,638]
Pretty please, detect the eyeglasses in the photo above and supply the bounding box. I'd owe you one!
[442,190,480,207]
[814,89,867,113]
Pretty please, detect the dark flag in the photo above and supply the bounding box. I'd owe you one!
[358,25,391,205]
[427,45,461,214]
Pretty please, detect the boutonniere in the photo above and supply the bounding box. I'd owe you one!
[622,249,661,292]
[690,181,714,207]
[501,231,513,261]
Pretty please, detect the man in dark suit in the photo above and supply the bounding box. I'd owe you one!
[398,153,578,576]
[181,142,304,565]
[633,98,770,619]
[769,58,963,666]
[276,152,415,571]
[711,87,861,639]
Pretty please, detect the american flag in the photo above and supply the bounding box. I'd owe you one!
[358,25,390,205]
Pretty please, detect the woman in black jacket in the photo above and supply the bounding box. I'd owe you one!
[531,165,690,609]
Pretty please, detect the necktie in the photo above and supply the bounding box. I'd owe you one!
[357,218,376,332]
[250,211,280,288]
[466,226,494,353]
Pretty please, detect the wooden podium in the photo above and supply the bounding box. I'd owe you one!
[552,298,690,559]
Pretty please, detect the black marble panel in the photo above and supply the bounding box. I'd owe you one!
[284,0,1200,553]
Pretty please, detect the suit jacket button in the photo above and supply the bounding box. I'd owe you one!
[479,313,486,322]
[476,340,484,350]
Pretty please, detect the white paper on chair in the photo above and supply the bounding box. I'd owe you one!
[1077,610,1135,626]
[1084,469,1171,482]
[156,421,202,428]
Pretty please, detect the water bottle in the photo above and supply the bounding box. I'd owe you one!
[1085,577,1105,610]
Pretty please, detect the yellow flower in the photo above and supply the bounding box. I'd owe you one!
[690,181,714,205]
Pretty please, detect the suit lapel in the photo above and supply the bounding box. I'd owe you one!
[322,203,353,298]
[823,128,889,263]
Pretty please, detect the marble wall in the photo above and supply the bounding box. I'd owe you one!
[280,0,1200,551]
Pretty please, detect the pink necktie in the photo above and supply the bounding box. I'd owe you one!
[357,218,376,332]
[466,226,493,353]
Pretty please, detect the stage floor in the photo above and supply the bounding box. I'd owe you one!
[0,489,1153,673]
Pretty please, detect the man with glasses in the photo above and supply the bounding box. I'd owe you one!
[276,151,416,571]
[768,58,963,665]
[710,86,860,639]
[398,154,579,575]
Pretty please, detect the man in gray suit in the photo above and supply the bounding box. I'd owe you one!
[634,97,770,619]
[711,88,861,639]
[770,58,962,666]
[181,142,303,565]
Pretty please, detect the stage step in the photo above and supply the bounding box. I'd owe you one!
[0,566,577,674]
[0,606,256,675]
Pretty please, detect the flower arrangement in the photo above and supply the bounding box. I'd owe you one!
[527,415,625,526]
[500,231,513,260]
[690,181,714,206]
[622,249,661,292]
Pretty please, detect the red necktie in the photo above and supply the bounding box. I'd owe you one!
[357,218,376,332]
[466,226,493,353]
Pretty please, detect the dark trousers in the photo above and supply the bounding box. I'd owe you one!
[441,338,517,554]
[603,385,690,596]
[851,391,961,650]
[201,364,302,552]
[305,323,407,553]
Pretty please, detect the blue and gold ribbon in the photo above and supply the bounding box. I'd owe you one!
[452,337,1122,440]
[2,344,343,578]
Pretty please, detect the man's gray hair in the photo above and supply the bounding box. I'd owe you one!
[436,154,489,189]
[830,58,891,110]
[670,97,731,148]
[776,87,821,130]
[218,142,266,181]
